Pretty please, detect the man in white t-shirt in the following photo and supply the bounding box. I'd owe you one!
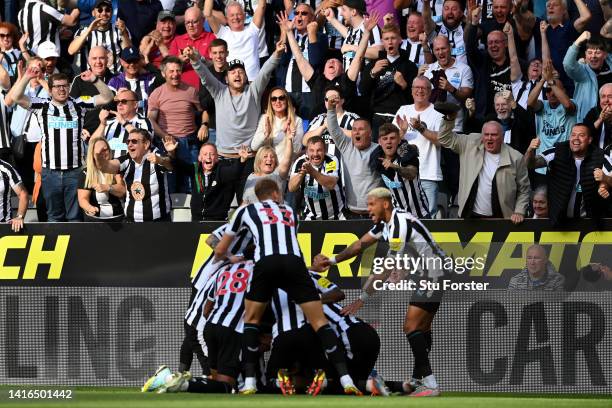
[204,0,264,80]
[423,35,473,132]
[393,76,444,217]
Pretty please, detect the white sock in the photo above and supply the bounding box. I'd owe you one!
[422,374,438,389]
[365,379,372,393]
[179,380,189,391]
[244,377,257,389]
[340,375,354,388]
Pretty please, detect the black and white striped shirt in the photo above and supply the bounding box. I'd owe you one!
[0,90,11,149]
[1,49,21,85]
[435,22,467,65]
[307,111,358,157]
[29,96,96,170]
[227,200,301,262]
[207,261,254,333]
[291,153,345,220]
[286,30,311,93]
[310,271,361,358]
[104,114,153,158]
[0,160,22,222]
[74,26,128,74]
[342,22,382,71]
[369,208,446,278]
[271,287,307,338]
[400,39,426,66]
[18,0,64,54]
[380,163,430,219]
[119,153,172,222]
[108,73,157,117]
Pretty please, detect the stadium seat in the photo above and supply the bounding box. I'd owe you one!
[171,194,192,222]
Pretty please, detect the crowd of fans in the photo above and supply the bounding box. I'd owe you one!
[0,0,611,224]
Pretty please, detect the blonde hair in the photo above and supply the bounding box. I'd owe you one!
[265,87,297,138]
[367,187,393,201]
[253,146,278,175]
[84,137,114,188]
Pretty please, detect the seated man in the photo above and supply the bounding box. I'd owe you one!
[509,244,565,291]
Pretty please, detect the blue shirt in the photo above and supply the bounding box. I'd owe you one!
[535,100,577,174]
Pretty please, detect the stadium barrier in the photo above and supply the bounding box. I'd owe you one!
[0,220,610,393]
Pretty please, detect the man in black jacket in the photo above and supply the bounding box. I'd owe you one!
[360,23,417,142]
[524,123,610,225]
[175,143,234,220]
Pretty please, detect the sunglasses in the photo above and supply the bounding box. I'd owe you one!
[270,95,286,102]
[295,11,310,16]
[0,33,10,38]
[126,139,142,145]
[116,99,136,105]
[52,84,69,89]
[324,96,340,101]
[97,6,112,12]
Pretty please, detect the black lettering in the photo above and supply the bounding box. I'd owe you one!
[5,296,37,378]
[67,296,110,379]
[562,302,606,386]
[467,301,508,385]
[116,296,155,380]
[510,302,556,385]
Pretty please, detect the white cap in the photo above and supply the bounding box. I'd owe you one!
[37,41,60,59]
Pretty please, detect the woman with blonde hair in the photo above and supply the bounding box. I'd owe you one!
[240,135,293,204]
[78,137,126,221]
[250,87,303,163]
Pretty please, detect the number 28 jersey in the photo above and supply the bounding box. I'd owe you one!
[226,200,301,262]
[207,261,254,333]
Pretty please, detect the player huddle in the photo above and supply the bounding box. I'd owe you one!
[141,180,447,397]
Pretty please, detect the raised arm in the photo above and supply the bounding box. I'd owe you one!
[68,18,101,55]
[523,137,547,169]
[527,78,545,111]
[61,8,81,27]
[437,116,466,153]
[0,60,9,91]
[540,21,551,64]
[503,22,522,82]
[326,99,352,153]
[185,46,225,95]
[278,12,315,82]
[277,132,294,179]
[573,0,592,32]
[422,0,436,35]
[563,31,590,82]
[5,67,35,109]
[84,71,114,106]
[347,12,380,82]
[513,0,536,41]
[323,7,349,38]
[252,0,266,29]
[203,0,222,34]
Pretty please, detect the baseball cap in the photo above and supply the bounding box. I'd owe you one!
[94,0,112,8]
[120,46,141,62]
[158,10,175,21]
[344,0,367,14]
[37,41,59,59]
[227,59,245,71]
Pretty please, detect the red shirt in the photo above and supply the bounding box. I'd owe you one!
[169,31,216,89]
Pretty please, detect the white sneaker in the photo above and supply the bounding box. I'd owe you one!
[157,371,191,393]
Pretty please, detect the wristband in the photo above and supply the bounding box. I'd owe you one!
[329,256,337,265]
[359,292,370,302]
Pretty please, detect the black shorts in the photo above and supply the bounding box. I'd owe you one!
[409,276,444,314]
[265,325,326,379]
[246,255,320,304]
[203,322,241,378]
[345,323,380,381]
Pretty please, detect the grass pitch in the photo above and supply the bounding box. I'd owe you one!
[1,387,611,408]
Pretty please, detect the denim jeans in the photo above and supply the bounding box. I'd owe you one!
[168,133,200,194]
[41,167,83,222]
[207,128,217,145]
[421,180,439,219]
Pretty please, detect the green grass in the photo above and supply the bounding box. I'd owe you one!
[0,387,611,408]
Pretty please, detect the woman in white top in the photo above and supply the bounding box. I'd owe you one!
[251,87,303,164]
[241,136,293,205]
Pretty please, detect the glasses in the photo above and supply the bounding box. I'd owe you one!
[116,99,136,105]
[295,11,310,16]
[270,95,286,102]
[324,96,340,102]
[52,84,69,89]
[185,20,201,25]
[0,33,10,38]
[412,86,428,90]
[96,6,111,12]
[126,139,142,145]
